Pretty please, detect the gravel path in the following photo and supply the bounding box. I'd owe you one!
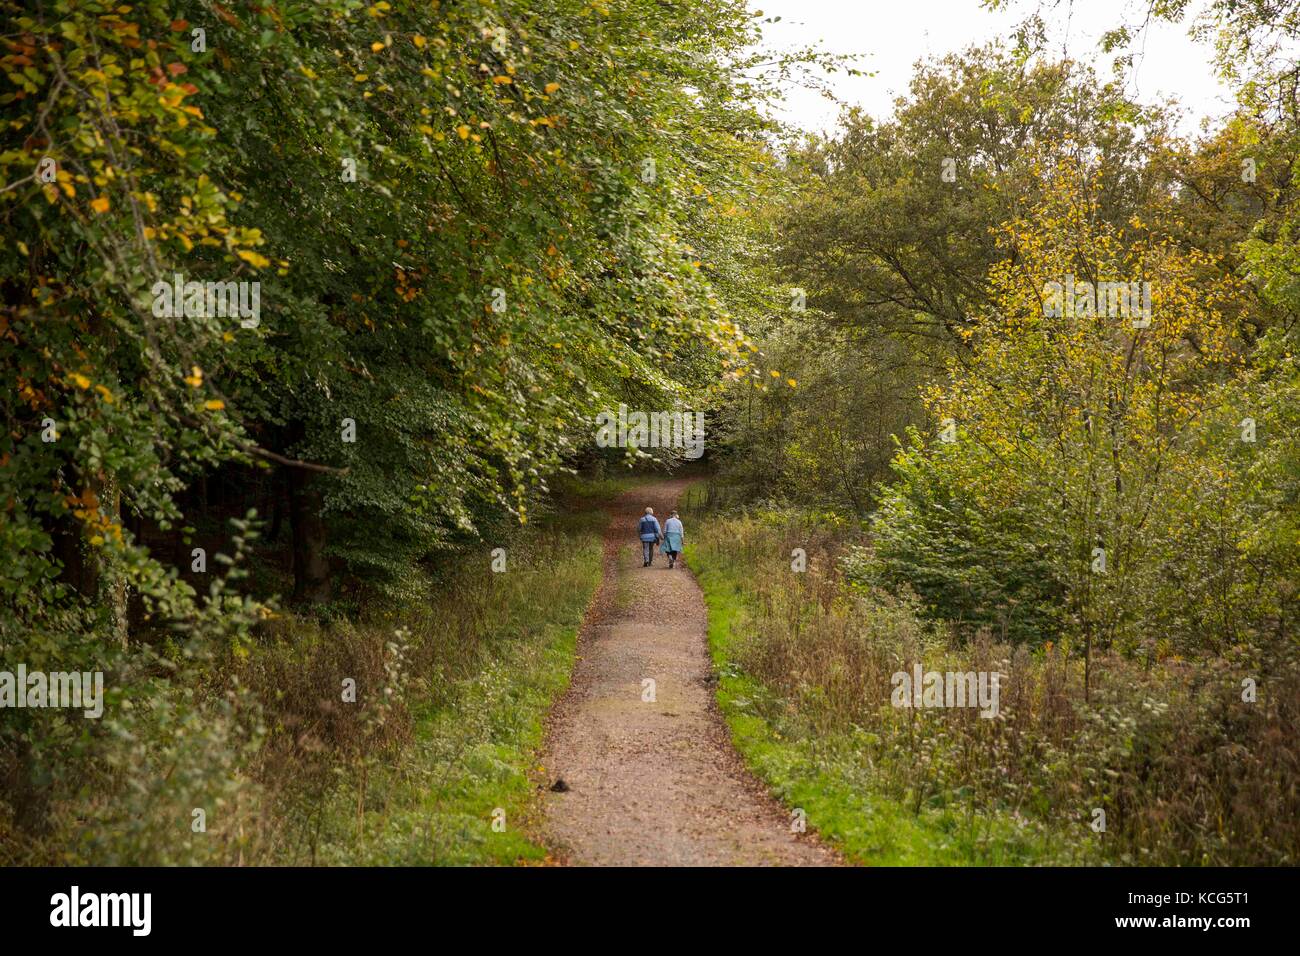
[541,478,837,866]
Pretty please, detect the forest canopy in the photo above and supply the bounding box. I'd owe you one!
[1,0,1297,866]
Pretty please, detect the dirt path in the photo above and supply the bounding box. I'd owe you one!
[541,478,836,866]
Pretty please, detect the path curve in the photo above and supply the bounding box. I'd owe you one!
[541,478,837,866]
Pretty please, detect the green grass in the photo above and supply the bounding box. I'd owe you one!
[549,468,661,508]
[689,538,1064,866]
[301,508,605,865]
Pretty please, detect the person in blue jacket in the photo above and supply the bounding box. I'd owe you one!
[662,511,684,569]
[638,507,661,567]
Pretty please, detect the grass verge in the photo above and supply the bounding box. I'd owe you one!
[276,505,605,865]
[687,521,1072,866]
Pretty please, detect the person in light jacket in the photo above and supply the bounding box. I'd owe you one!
[661,511,684,569]
[638,507,661,567]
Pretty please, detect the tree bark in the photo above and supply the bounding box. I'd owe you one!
[289,467,331,604]
[92,473,128,648]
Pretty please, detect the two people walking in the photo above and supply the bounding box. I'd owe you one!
[638,507,685,568]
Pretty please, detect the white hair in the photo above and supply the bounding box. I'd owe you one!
[645,507,654,514]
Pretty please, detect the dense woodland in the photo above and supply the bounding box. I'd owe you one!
[700,0,1300,863]
[2,0,1298,864]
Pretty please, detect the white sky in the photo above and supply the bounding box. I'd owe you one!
[754,0,1235,135]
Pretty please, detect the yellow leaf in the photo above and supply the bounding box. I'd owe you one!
[90,196,110,214]
[544,82,560,94]
[204,399,225,411]
[70,373,91,389]
[456,124,470,139]
[236,249,271,269]
[492,75,512,85]
[184,366,203,388]
[412,35,426,48]
[371,41,385,52]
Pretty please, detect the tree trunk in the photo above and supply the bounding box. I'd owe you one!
[52,471,128,647]
[91,473,129,648]
[289,468,331,604]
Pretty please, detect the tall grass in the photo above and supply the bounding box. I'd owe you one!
[1,501,605,866]
[248,507,604,865]
[688,506,1300,865]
